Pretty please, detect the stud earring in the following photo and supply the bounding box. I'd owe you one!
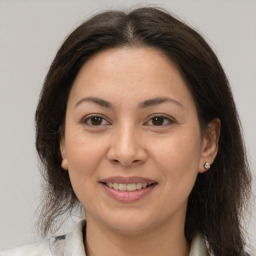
[61,159,67,169]
[204,162,210,170]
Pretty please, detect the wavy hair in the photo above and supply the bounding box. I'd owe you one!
[35,7,251,255]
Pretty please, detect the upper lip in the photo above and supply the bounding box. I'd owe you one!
[100,176,157,185]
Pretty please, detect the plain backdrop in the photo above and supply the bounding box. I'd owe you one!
[0,0,255,252]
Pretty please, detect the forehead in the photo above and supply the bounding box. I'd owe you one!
[68,47,195,109]
[76,47,176,79]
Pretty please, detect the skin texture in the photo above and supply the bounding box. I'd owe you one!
[60,47,219,256]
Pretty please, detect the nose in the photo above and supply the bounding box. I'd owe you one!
[107,124,147,167]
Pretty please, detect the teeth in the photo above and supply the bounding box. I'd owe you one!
[106,182,151,191]
[119,184,127,191]
[142,183,147,188]
[136,183,142,189]
[127,184,136,191]
[113,183,118,190]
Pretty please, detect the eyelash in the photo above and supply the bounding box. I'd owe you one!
[145,115,174,126]
[82,114,175,128]
[82,115,110,126]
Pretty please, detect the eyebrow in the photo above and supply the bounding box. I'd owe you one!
[138,97,184,109]
[75,96,183,109]
[75,97,113,108]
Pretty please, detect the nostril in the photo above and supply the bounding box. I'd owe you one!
[110,158,140,167]
[111,159,119,164]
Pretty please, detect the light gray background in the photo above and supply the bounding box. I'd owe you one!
[0,0,255,252]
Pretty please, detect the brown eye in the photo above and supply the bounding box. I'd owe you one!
[146,115,174,126]
[90,116,103,125]
[151,116,165,126]
[83,115,109,126]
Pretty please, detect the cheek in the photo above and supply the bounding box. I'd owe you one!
[64,138,105,210]
[152,130,201,167]
[150,129,202,192]
[64,133,108,196]
[65,132,106,170]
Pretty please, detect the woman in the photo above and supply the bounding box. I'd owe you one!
[1,7,251,256]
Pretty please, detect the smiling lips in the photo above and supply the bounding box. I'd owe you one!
[100,176,157,202]
[106,182,148,191]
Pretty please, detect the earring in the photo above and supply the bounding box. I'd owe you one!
[61,159,67,169]
[204,162,210,170]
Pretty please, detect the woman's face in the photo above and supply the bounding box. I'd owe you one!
[61,47,214,234]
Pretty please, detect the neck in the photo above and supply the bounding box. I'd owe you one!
[85,216,190,256]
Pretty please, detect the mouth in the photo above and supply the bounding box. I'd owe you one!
[99,176,157,202]
[100,182,155,192]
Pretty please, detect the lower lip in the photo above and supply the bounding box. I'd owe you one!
[101,183,156,203]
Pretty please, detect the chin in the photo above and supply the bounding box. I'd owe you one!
[99,211,158,235]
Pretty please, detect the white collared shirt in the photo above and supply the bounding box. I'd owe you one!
[1,220,208,256]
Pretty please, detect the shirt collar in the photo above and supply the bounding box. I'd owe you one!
[50,220,208,256]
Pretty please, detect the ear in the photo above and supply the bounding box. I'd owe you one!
[199,118,221,173]
[60,136,69,170]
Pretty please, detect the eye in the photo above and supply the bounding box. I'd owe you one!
[146,115,174,126]
[83,115,110,126]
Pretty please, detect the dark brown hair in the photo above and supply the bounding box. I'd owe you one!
[35,7,251,255]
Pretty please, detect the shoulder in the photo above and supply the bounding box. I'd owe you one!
[0,220,86,256]
[189,233,209,256]
[0,239,49,256]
